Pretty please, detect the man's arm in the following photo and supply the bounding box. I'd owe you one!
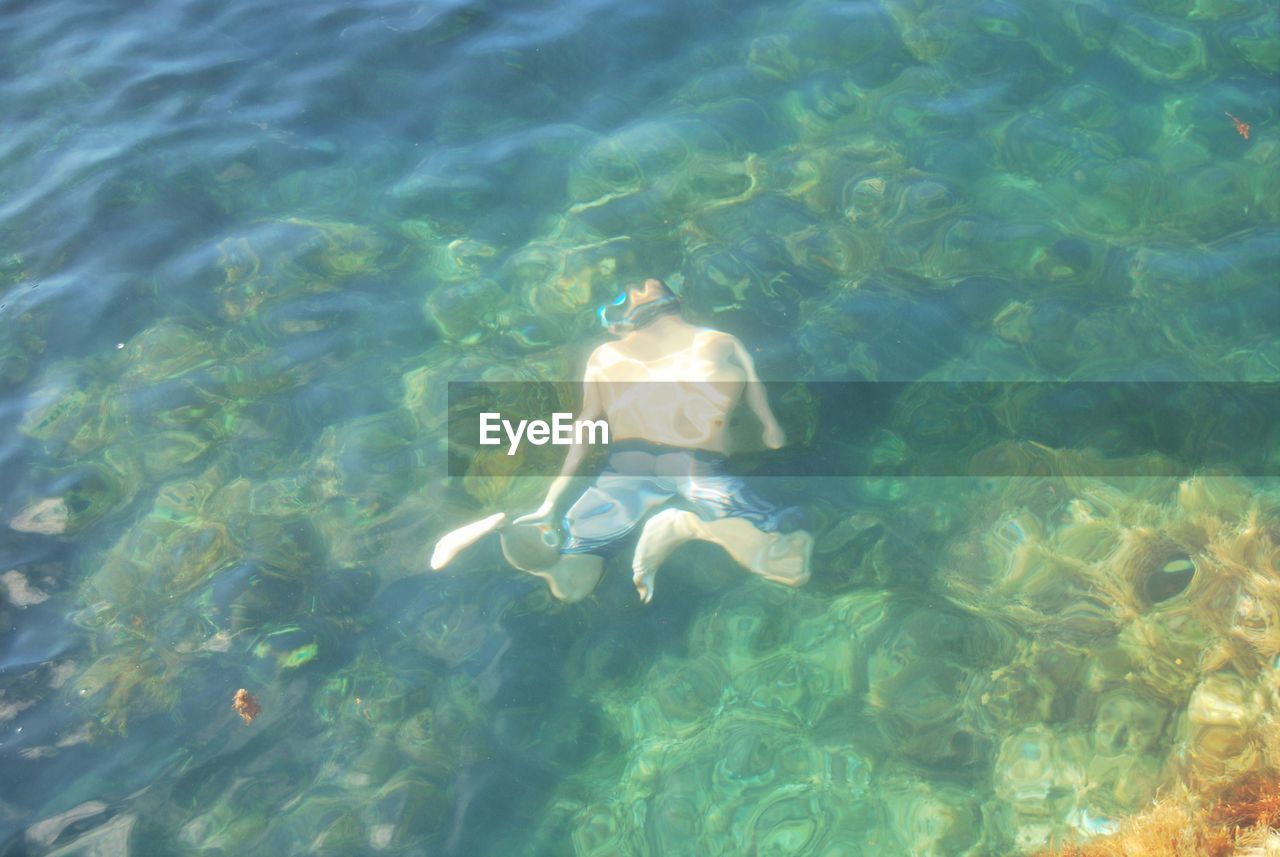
[731,337,785,449]
[515,350,606,523]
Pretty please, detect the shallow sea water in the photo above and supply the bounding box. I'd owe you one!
[1,0,1278,854]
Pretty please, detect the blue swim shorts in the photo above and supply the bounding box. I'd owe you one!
[559,440,802,557]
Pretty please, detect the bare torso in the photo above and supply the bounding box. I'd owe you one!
[586,315,745,452]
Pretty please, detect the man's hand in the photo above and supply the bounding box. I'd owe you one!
[762,421,786,450]
[513,503,555,527]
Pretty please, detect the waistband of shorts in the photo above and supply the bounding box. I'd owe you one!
[608,439,729,463]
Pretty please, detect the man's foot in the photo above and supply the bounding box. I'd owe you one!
[632,508,702,603]
[430,513,507,570]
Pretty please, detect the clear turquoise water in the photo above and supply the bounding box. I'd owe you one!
[1,0,1277,854]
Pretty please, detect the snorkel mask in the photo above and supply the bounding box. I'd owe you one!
[598,279,680,333]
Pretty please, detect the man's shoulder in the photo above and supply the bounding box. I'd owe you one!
[584,341,622,376]
[587,341,619,363]
[693,327,744,349]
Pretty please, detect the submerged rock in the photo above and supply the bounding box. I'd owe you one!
[9,498,70,535]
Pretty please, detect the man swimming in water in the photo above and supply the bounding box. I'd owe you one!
[430,278,813,603]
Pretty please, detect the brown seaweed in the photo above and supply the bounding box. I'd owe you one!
[1038,772,1280,857]
[233,688,261,725]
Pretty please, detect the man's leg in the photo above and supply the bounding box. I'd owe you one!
[432,515,605,603]
[632,508,812,603]
[432,465,667,603]
[430,512,508,570]
[520,473,666,603]
[523,553,605,604]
